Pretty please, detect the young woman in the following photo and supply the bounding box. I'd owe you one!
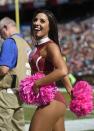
[29,9,72,131]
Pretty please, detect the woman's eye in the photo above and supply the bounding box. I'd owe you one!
[40,19,45,23]
[33,18,45,24]
[33,18,37,22]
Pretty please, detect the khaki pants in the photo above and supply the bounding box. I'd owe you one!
[0,89,25,131]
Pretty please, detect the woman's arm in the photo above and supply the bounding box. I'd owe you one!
[61,75,73,97]
[61,55,73,96]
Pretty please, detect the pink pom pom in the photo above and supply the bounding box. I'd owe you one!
[69,80,94,117]
[19,72,58,106]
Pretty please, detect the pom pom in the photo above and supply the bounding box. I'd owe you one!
[69,80,94,117]
[19,72,57,106]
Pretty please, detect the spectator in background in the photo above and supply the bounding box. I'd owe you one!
[0,17,31,131]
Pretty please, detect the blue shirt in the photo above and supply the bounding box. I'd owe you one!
[0,37,18,69]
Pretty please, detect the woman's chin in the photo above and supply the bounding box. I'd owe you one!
[36,36,43,40]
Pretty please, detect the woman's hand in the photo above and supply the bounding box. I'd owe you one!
[67,88,73,98]
[33,81,40,95]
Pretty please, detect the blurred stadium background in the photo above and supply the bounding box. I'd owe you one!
[0,0,94,130]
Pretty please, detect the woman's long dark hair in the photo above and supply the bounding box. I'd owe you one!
[31,9,60,47]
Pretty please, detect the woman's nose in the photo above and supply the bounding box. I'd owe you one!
[34,20,40,25]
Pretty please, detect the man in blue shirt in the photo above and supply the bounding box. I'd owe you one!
[0,38,18,69]
[0,17,27,131]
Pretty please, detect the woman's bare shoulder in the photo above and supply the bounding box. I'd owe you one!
[45,41,61,59]
[46,40,59,50]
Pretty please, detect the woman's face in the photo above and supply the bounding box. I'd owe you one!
[32,13,49,39]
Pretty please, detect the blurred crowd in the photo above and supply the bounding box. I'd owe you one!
[59,16,94,76]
